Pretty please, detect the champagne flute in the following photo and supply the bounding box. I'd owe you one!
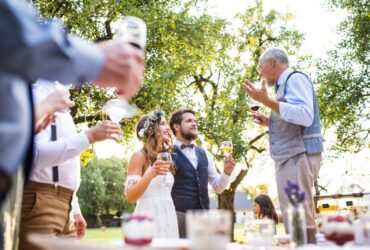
[102,99,137,139]
[157,152,172,184]
[220,141,233,157]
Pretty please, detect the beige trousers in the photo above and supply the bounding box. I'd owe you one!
[19,182,76,250]
[275,153,322,233]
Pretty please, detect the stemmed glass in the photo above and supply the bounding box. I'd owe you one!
[157,152,172,184]
[249,98,261,123]
[102,99,137,139]
[102,16,147,138]
[220,141,233,157]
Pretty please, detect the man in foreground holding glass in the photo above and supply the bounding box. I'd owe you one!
[0,0,144,248]
[19,79,122,250]
[241,48,323,243]
[169,109,236,238]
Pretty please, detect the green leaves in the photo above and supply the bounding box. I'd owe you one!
[316,0,370,152]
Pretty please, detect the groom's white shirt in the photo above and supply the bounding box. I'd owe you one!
[174,140,229,194]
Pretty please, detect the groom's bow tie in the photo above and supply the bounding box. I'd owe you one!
[180,143,195,149]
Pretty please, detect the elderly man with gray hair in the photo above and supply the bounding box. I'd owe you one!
[242,48,323,244]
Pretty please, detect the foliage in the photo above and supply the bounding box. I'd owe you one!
[316,0,370,152]
[78,157,134,217]
[243,183,268,200]
[33,0,306,213]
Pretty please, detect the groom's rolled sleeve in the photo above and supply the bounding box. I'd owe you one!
[206,151,230,194]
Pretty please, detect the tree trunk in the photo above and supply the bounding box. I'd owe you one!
[218,189,236,241]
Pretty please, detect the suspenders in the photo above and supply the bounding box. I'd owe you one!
[51,123,59,182]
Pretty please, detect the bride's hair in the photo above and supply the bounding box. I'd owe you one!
[136,111,173,164]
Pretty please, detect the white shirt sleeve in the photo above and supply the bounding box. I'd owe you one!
[279,73,314,127]
[206,150,230,194]
[33,132,90,171]
[72,194,81,215]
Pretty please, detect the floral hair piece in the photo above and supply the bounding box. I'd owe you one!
[138,110,164,139]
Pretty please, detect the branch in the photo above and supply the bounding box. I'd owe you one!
[73,115,102,125]
[249,131,268,145]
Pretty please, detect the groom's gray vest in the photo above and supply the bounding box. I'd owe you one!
[269,71,323,165]
[171,145,209,213]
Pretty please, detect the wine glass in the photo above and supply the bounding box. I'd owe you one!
[157,152,172,183]
[102,99,137,139]
[220,141,233,157]
[117,16,147,50]
[249,98,261,123]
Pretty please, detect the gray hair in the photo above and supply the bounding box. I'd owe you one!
[259,48,289,67]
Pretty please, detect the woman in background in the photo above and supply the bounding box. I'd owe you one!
[254,194,279,226]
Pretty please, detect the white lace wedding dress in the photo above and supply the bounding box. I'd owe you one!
[125,172,179,239]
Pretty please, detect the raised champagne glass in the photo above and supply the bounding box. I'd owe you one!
[157,152,172,184]
[220,141,233,157]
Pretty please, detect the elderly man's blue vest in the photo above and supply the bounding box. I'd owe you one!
[171,145,209,213]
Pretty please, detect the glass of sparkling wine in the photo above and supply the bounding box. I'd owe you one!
[157,152,172,183]
[220,141,233,157]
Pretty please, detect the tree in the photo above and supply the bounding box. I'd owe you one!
[316,0,370,152]
[78,156,133,227]
[33,0,306,223]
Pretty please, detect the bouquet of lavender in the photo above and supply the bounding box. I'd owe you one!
[284,180,307,246]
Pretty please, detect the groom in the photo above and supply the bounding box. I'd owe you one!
[169,109,236,238]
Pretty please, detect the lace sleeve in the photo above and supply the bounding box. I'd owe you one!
[124,175,142,195]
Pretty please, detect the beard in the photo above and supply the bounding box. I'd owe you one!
[180,128,198,141]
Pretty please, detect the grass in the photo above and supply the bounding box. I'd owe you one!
[82,223,285,244]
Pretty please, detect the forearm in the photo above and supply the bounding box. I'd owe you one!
[125,174,153,203]
[33,133,89,170]
[209,173,229,194]
[72,194,81,215]
[0,0,103,86]
[262,97,280,115]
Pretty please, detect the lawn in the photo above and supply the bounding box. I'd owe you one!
[82,224,285,244]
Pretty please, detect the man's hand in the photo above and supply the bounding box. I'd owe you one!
[223,156,236,176]
[252,112,269,127]
[93,42,145,99]
[86,120,122,143]
[241,79,269,104]
[34,89,75,133]
[74,214,87,240]
[242,79,280,115]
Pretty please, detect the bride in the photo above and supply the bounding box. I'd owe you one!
[125,110,179,238]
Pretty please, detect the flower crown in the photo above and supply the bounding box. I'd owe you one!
[138,110,164,139]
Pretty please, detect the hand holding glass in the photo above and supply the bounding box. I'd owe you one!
[249,99,261,123]
[102,99,137,139]
[157,152,172,174]
[220,141,233,157]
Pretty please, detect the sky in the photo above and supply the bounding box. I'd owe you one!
[207,0,347,58]
[95,1,370,197]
